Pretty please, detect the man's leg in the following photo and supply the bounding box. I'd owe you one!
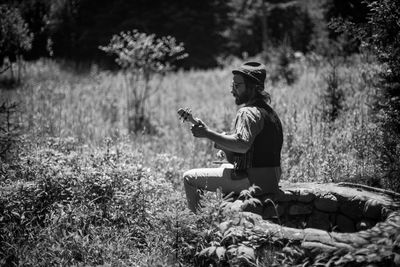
[183,167,250,213]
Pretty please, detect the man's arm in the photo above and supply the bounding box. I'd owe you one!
[191,121,250,154]
[206,130,250,154]
[191,107,263,154]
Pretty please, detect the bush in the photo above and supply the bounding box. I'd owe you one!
[321,61,344,122]
[0,141,189,266]
[330,0,400,192]
[99,30,187,133]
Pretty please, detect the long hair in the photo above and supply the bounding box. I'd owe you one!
[255,90,271,104]
[243,76,271,104]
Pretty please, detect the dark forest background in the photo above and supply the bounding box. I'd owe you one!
[0,0,370,68]
[1,1,400,266]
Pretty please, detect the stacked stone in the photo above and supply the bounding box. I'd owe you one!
[243,182,399,233]
[237,182,400,252]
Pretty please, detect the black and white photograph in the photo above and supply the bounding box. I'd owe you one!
[1,0,399,266]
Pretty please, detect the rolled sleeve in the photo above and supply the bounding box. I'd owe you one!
[233,107,264,146]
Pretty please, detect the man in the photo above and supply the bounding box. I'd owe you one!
[183,61,283,213]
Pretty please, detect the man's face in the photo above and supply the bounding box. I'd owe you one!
[231,74,250,105]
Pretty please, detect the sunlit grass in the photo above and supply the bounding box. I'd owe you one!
[2,55,383,184]
[0,55,389,266]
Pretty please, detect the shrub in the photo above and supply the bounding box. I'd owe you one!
[330,0,400,192]
[0,141,186,266]
[321,60,344,122]
[99,30,187,133]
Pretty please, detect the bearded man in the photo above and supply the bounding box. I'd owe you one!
[183,61,283,213]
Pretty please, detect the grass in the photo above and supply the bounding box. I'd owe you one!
[0,54,393,266]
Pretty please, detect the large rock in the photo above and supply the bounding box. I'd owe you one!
[336,214,355,232]
[363,199,382,219]
[307,211,331,231]
[339,195,365,220]
[297,189,316,203]
[314,192,338,212]
[289,204,313,215]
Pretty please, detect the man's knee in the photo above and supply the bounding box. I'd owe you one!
[183,169,196,185]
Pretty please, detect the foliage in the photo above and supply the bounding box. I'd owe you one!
[99,30,187,133]
[0,139,190,266]
[4,0,372,68]
[99,30,187,73]
[45,0,231,68]
[189,187,264,266]
[2,0,52,59]
[0,4,33,81]
[9,56,386,186]
[323,0,370,54]
[225,0,315,57]
[1,138,398,266]
[321,60,344,122]
[365,0,400,192]
[0,53,396,265]
[330,0,400,191]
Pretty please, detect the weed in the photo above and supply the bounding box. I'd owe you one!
[0,55,395,265]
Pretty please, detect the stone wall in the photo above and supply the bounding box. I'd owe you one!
[235,182,400,252]
[242,182,400,233]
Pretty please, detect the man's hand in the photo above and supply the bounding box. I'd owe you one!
[191,119,209,138]
[216,150,225,159]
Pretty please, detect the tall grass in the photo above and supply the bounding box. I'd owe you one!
[0,54,389,266]
[2,55,383,184]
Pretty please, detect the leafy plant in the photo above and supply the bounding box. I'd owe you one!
[187,186,283,266]
[330,0,400,192]
[99,30,187,133]
[321,60,344,122]
[3,46,399,266]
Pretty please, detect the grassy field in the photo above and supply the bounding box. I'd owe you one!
[0,54,391,266]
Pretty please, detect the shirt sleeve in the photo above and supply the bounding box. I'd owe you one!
[233,107,264,146]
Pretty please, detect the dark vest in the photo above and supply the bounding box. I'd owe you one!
[251,99,283,167]
[234,99,283,169]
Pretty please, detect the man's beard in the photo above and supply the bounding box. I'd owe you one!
[234,90,251,105]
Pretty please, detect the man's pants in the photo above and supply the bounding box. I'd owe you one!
[183,164,250,213]
[183,164,282,213]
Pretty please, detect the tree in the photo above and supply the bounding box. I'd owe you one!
[99,30,187,133]
[225,0,314,58]
[331,0,400,191]
[366,0,400,192]
[1,0,52,59]
[323,0,370,55]
[0,4,33,82]
[47,0,231,68]
[16,0,52,59]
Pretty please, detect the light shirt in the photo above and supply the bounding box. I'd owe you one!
[232,106,266,170]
